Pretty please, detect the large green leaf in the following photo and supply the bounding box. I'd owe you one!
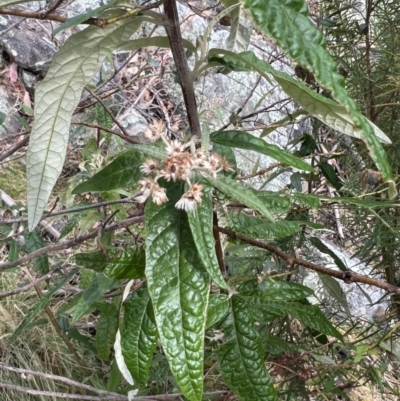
[318,273,350,317]
[96,303,119,361]
[27,17,143,230]
[217,296,278,401]
[23,229,49,274]
[188,183,227,289]
[251,300,343,340]
[9,269,77,343]
[204,174,275,222]
[72,274,116,323]
[240,1,392,183]
[310,237,347,272]
[222,1,252,52]
[243,280,314,301]
[122,36,196,53]
[145,181,210,401]
[206,294,229,328]
[208,50,391,145]
[121,285,158,386]
[74,248,146,279]
[227,212,319,240]
[211,130,315,172]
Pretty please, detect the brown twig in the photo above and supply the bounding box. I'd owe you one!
[0,215,144,272]
[164,0,202,138]
[217,226,400,295]
[0,363,122,397]
[0,269,60,299]
[71,121,141,144]
[0,381,226,401]
[40,0,64,17]
[0,135,29,162]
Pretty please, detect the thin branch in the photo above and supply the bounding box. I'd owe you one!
[0,381,226,401]
[71,121,141,144]
[84,87,131,138]
[0,136,29,162]
[41,0,64,17]
[0,195,140,225]
[164,0,202,138]
[0,215,144,272]
[217,226,400,295]
[0,363,122,397]
[0,269,59,299]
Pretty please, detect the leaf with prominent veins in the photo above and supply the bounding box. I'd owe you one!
[27,17,142,230]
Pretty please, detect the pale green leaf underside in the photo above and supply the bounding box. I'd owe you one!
[240,0,392,181]
[27,17,142,230]
[226,3,253,53]
[145,182,210,401]
[209,49,391,145]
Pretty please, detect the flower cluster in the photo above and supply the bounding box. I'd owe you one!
[136,135,234,211]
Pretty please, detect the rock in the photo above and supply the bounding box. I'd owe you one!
[0,85,22,139]
[0,16,57,73]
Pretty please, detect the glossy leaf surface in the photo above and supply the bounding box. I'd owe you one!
[145,181,210,401]
[122,285,158,386]
[211,130,315,172]
[217,296,278,401]
[188,183,227,289]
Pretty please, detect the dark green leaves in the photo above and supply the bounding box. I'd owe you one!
[24,229,49,274]
[217,296,278,401]
[122,285,158,386]
[145,181,210,401]
[188,183,227,289]
[74,247,146,279]
[96,303,119,361]
[204,175,275,222]
[211,130,315,172]
[72,150,145,194]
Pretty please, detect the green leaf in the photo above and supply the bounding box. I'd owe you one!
[217,296,278,401]
[96,303,119,361]
[208,50,392,145]
[24,229,49,274]
[188,183,227,289]
[206,294,229,328]
[27,16,143,230]
[204,175,275,222]
[225,1,252,53]
[318,273,350,317]
[255,280,314,301]
[310,237,347,272]
[121,285,158,386]
[319,162,343,190]
[72,150,145,194]
[9,269,77,343]
[8,239,19,262]
[263,334,299,356]
[145,181,210,401]
[52,1,118,36]
[227,212,308,239]
[122,36,196,54]
[239,1,392,182]
[211,130,315,172]
[59,213,82,239]
[74,247,145,279]
[72,274,115,323]
[251,300,343,341]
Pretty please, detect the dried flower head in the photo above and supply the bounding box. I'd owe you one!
[161,154,192,182]
[165,139,186,156]
[140,159,159,175]
[135,178,157,203]
[144,120,165,142]
[152,186,168,205]
[175,183,204,212]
